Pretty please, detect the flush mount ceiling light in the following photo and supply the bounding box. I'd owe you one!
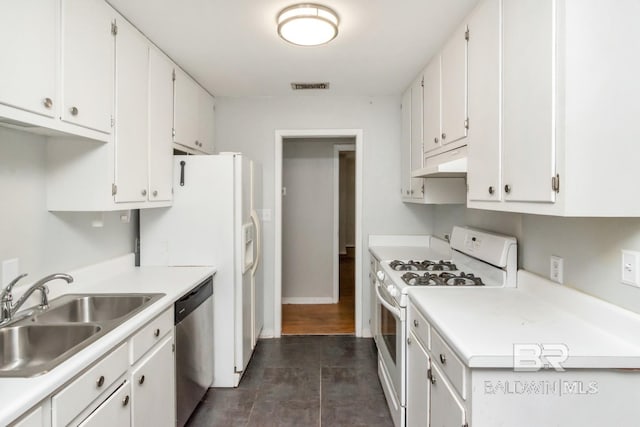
[277,4,339,46]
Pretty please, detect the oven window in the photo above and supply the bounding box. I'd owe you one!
[380,304,397,364]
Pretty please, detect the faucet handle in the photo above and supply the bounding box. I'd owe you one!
[2,273,28,296]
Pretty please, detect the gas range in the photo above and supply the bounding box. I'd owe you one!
[376,227,518,307]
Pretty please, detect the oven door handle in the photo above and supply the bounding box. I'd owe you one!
[375,283,402,318]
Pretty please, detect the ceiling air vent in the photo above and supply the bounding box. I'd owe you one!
[291,82,330,90]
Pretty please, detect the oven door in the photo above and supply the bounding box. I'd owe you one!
[374,280,405,407]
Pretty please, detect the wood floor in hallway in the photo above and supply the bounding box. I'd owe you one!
[282,251,355,335]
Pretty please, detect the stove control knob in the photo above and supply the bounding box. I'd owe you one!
[387,285,398,297]
[376,271,385,281]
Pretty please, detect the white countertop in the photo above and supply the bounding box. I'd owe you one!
[408,270,640,369]
[0,255,215,425]
[368,235,450,261]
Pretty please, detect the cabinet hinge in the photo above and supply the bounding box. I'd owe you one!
[111,183,117,196]
[110,116,115,128]
[172,128,176,138]
[465,28,470,41]
[464,118,469,130]
[172,69,176,82]
[551,174,560,193]
[111,21,118,36]
[421,77,424,88]
[172,343,175,353]
[421,184,424,195]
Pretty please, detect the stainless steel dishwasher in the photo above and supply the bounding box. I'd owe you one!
[175,275,214,426]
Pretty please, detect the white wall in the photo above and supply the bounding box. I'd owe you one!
[0,127,136,285]
[214,95,435,336]
[282,138,335,301]
[434,205,640,315]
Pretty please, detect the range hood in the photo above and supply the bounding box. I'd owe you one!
[412,146,467,178]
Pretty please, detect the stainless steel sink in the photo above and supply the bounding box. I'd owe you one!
[0,324,101,377]
[31,294,155,323]
[0,293,164,377]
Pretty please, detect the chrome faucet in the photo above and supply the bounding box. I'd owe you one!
[0,273,74,325]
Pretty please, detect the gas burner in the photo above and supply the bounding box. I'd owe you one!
[390,260,458,271]
[400,271,484,287]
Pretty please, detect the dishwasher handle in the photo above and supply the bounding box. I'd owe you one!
[175,274,214,324]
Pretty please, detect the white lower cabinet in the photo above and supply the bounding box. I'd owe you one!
[131,335,176,427]
[428,363,466,427]
[406,331,430,427]
[14,308,175,427]
[78,382,131,427]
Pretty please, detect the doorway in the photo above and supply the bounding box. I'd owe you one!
[274,129,363,338]
[280,139,355,335]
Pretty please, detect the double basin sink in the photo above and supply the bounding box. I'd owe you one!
[0,293,163,377]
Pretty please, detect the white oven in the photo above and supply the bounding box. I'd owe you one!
[374,272,405,427]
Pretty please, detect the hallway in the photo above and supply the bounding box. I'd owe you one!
[282,251,355,335]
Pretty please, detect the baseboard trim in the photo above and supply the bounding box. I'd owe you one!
[259,328,275,339]
[282,297,335,304]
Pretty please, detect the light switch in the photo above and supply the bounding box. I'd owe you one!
[621,250,640,287]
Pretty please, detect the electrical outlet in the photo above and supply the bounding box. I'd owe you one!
[550,255,563,284]
[621,250,640,287]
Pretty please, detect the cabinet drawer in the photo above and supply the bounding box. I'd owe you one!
[130,308,173,363]
[78,381,131,427]
[408,303,430,350]
[52,343,128,427]
[431,329,467,399]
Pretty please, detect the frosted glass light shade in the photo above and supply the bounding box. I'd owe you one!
[277,4,339,46]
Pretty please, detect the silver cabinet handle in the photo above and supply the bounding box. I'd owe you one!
[141,189,147,196]
[441,133,447,140]
[96,375,105,387]
[413,319,419,327]
[70,106,79,116]
[504,185,511,194]
[427,369,436,385]
[488,186,494,195]
[154,328,160,337]
[407,337,412,345]
[139,375,145,385]
[434,137,439,144]
[43,98,53,109]
[152,190,158,197]
[440,354,447,364]
[122,395,130,406]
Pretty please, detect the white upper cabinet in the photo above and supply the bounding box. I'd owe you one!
[198,90,216,154]
[502,0,556,203]
[409,76,425,198]
[0,0,57,118]
[148,48,175,202]
[400,88,412,199]
[173,68,200,151]
[466,0,501,202]
[422,57,441,156]
[114,18,149,204]
[61,0,115,134]
[440,24,469,147]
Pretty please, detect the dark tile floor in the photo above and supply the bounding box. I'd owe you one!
[186,336,394,427]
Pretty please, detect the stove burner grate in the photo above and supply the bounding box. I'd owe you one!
[389,260,458,272]
[401,272,484,287]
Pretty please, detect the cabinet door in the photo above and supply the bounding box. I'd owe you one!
[148,48,174,202]
[198,90,216,154]
[400,88,412,198]
[407,332,430,427]
[422,57,441,156]
[79,382,131,427]
[429,363,466,427]
[114,19,149,203]
[467,0,502,202]
[0,0,57,117]
[131,335,175,427]
[502,0,556,203]
[61,0,114,133]
[409,78,425,198]
[173,68,200,150]
[11,404,46,427]
[441,24,468,146]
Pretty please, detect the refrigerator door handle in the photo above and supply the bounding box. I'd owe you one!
[250,210,261,275]
[179,160,186,186]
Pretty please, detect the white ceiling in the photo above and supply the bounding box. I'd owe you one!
[107,0,480,97]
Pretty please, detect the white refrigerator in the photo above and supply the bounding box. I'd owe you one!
[140,153,262,387]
